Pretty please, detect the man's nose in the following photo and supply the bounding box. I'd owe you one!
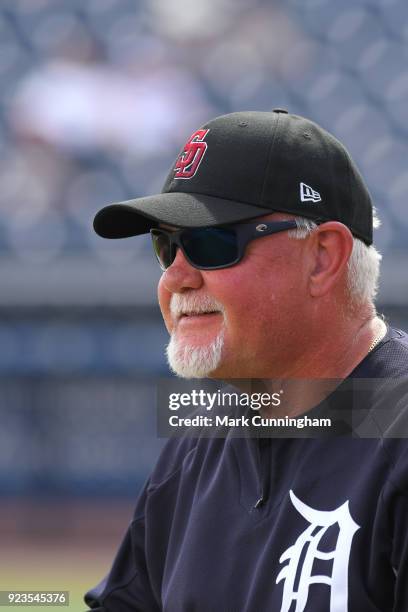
[161,247,204,293]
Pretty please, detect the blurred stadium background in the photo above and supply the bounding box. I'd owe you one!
[0,0,407,609]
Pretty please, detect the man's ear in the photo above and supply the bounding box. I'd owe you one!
[309,222,354,298]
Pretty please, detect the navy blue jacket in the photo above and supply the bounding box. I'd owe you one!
[85,327,408,611]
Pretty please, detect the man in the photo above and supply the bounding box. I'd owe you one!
[85,110,408,611]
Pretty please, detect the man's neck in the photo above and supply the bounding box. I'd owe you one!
[258,315,387,417]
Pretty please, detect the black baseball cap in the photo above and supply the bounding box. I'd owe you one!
[93,110,373,245]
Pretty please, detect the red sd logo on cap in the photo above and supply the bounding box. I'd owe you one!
[174,129,209,179]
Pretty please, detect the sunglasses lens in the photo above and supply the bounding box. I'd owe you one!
[151,231,174,270]
[181,227,238,268]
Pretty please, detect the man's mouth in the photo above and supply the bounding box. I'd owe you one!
[176,311,223,327]
[180,310,221,318]
[169,294,225,329]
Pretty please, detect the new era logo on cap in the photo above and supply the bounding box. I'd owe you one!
[300,182,321,203]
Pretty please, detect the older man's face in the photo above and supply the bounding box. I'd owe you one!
[157,214,312,379]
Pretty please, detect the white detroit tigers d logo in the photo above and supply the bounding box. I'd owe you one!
[276,490,360,612]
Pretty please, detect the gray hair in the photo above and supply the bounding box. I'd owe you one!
[288,214,382,305]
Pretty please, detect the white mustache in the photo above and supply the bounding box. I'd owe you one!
[170,293,225,319]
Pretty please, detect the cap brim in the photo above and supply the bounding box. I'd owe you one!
[93,192,272,238]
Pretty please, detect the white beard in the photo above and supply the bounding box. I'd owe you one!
[166,328,225,378]
[166,293,226,379]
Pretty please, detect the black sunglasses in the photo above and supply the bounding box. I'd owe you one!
[150,219,298,271]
